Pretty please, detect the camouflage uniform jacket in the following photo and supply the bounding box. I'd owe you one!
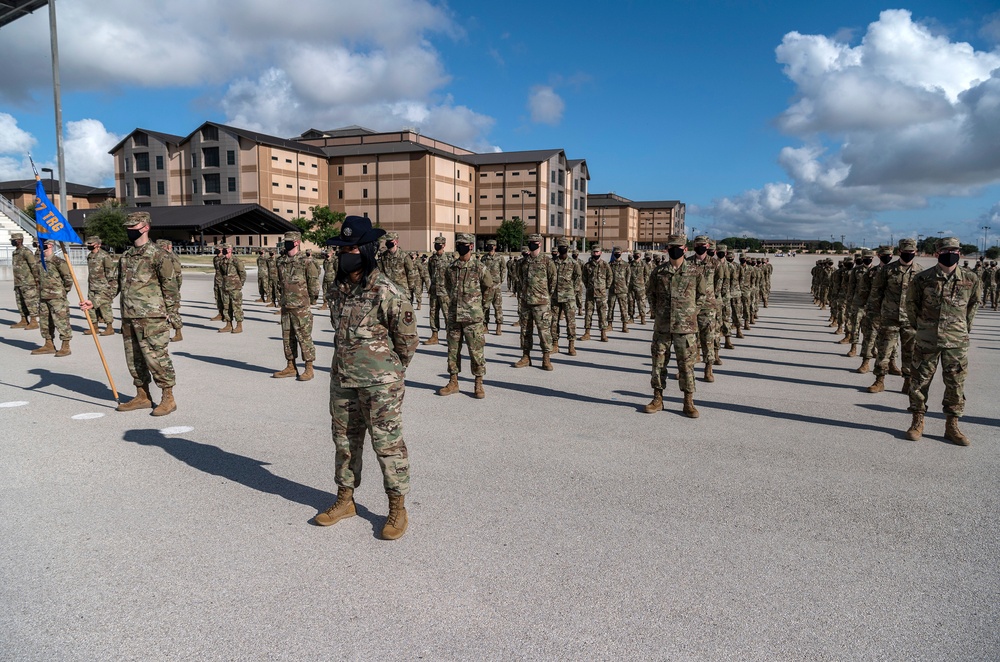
[220,256,246,291]
[213,254,224,287]
[427,252,451,296]
[627,259,647,291]
[94,241,180,320]
[714,259,730,302]
[165,251,182,286]
[256,254,268,275]
[737,262,753,293]
[12,245,40,287]
[853,265,876,310]
[416,258,429,285]
[906,265,980,349]
[446,258,494,324]
[643,259,653,281]
[39,254,73,300]
[377,250,417,296]
[647,260,708,334]
[609,258,631,295]
[864,264,890,318]
[86,249,117,294]
[266,255,279,281]
[686,255,720,311]
[552,255,582,304]
[323,256,339,296]
[328,269,418,388]
[520,253,557,306]
[276,251,320,309]
[479,253,507,287]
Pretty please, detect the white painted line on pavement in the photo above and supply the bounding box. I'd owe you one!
[71,413,105,420]
[0,401,29,408]
[160,426,194,435]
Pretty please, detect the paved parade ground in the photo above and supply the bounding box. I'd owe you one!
[1,257,997,660]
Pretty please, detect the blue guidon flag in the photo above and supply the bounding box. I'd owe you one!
[34,176,82,245]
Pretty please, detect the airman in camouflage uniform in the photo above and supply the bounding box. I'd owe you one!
[607,247,631,331]
[155,239,183,342]
[687,236,720,380]
[479,239,506,334]
[550,237,582,355]
[410,252,428,310]
[736,253,754,331]
[255,249,271,303]
[867,239,919,394]
[722,250,745,340]
[904,237,980,445]
[627,251,649,324]
[217,244,246,333]
[843,250,873,357]
[513,233,557,370]
[644,234,708,418]
[580,245,611,342]
[30,240,74,357]
[84,235,117,336]
[266,249,279,307]
[314,216,418,540]
[321,250,339,311]
[439,233,494,398]
[981,260,996,308]
[210,246,225,321]
[377,231,417,304]
[713,244,735,351]
[855,247,889,373]
[82,211,181,416]
[271,231,320,381]
[424,235,451,345]
[9,232,40,330]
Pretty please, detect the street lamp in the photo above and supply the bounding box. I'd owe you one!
[521,189,533,237]
[982,225,991,254]
[41,167,54,204]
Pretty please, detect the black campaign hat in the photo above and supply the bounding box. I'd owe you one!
[326,216,386,247]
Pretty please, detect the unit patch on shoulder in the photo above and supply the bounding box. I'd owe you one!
[403,310,414,325]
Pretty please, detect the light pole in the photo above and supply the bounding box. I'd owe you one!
[520,189,533,237]
[41,167,54,204]
[983,225,991,255]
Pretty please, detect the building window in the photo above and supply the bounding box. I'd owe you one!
[132,133,147,147]
[285,158,292,164]
[300,186,306,190]
[551,171,555,183]
[480,173,487,178]
[273,207,279,212]
[272,156,278,161]
[456,192,461,201]
[157,181,165,195]
[573,199,578,210]
[338,190,343,199]
[512,193,519,198]
[337,166,343,176]
[135,202,151,207]
[362,188,368,198]
[456,169,461,178]
[136,178,150,196]
[204,147,220,167]
[512,171,520,176]
[125,183,132,197]
[528,170,536,176]
[191,153,199,168]
[193,179,199,194]
[550,213,555,225]
[156,155,164,170]
[363,212,368,218]
[311,163,317,169]
[204,173,220,194]
[287,209,293,214]
[125,157,131,173]
[558,191,564,206]
[558,170,565,186]
[496,194,503,198]
[227,150,236,166]
[299,161,305,166]
[135,152,149,171]
[202,125,218,141]
[264,237,268,246]
[558,211,564,227]
[496,172,503,176]
[286,184,293,189]
[362,164,368,174]
[311,187,318,192]
[228,177,236,192]
[480,194,487,199]
[550,193,555,205]
[480,216,487,220]
[204,199,221,205]
[456,214,461,224]
[272,182,279,187]
[72,202,77,210]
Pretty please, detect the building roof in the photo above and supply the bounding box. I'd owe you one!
[0,179,114,197]
[464,149,564,166]
[184,122,327,157]
[320,140,479,165]
[67,204,299,236]
[296,125,379,139]
[108,128,186,154]
[632,200,682,209]
[0,0,48,29]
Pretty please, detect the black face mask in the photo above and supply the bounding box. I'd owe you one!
[456,244,471,256]
[694,246,707,255]
[938,252,960,268]
[385,241,396,250]
[127,229,144,242]
[527,242,540,252]
[338,252,365,276]
[434,244,443,252]
[645,257,652,262]
[284,241,296,252]
[667,246,686,260]
[739,258,747,265]
[899,252,916,263]
[558,246,568,255]
[11,240,18,247]
[725,255,734,262]
[706,251,715,258]
[879,254,892,265]
[521,252,529,257]
[590,254,601,261]
[862,257,872,266]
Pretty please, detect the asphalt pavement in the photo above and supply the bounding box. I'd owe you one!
[1,257,997,660]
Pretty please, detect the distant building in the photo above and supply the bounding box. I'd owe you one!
[0,179,114,212]
[587,193,685,251]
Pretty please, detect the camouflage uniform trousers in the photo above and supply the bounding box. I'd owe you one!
[330,379,409,496]
[740,292,752,324]
[86,287,114,326]
[39,297,73,341]
[651,330,697,394]
[846,307,864,344]
[221,288,244,322]
[447,321,486,376]
[214,283,224,315]
[483,290,504,326]
[860,315,878,359]
[750,287,760,318]
[428,293,450,333]
[729,294,743,330]
[607,291,629,325]
[627,286,647,320]
[280,306,315,362]
[872,324,910,378]
[718,296,732,338]
[696,310,716,365]
[14,284,39,319]
[519,303,553,353]
[550,301,576,344]
[583,291,608,333]
[907,344,968,417]
[122,317,176,388]
[269,277,280,304]
[258,273,271,302]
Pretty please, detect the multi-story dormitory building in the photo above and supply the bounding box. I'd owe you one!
[111,122,681,252]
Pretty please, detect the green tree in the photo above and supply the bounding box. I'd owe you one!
[496,217,527,253]
[293,205,345,246]
[985,246,999,259]
[82,200,129,251]
[960,243,978,256]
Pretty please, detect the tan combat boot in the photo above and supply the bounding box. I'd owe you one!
[272,360,297,378]
[319,302,328,310]
[682,392,700,418]
[846,343,858,357]
[704,364,714,383]
[643,389,663,413]
[735,329,744,339]
[621,321,629,333]
[382,494,408,540]
[541,352,554,371]
[314,487,356,527]
[474,376,485,399]
[10,316,27,329]
[83,325,95,336]
[30,339,56,355]
[513,354,531,368]
[901,377,911,393]
[567,339,577,356]
[169,328,183,342]
[438,375,459,396]
[232,321,243,334]
[600,329,608,342]
[54,340,71,357]
[210,313,223,322]
[24,317,38,330]
[905,412,924,441]
[255,297,264,303]
[422,331,439,346]
[838,336,851,345]
[218,321,233,333]
[552,339,559,354]
[888,361,902,376]
[152,387,177,416]
[724,336,735,350]
[117,384,153,412]
[579,330,591,341]
[867,376,885,393]
[102,325,116,337]
[713,355,723,366]
[944,416,970,446]
[495,322,501,336]
[297,361,314,381]
[743,321,750,331]
[834,324,843,334]
[855,358,870,373]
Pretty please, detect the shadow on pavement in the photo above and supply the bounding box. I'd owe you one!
[27,367,115,400]
[857,402,999,429]
[173,351,331,375]
[485,378,638,409]
[0,335,41,351]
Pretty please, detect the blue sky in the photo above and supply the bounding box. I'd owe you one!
[1,0,999,248]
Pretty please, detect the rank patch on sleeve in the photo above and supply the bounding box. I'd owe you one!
[404,310,414,325]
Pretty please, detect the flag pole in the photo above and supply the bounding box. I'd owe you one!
[59,241,119,405]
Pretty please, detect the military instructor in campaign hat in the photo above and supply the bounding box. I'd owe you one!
[314,216,418,540]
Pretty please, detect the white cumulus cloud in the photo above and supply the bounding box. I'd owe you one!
[527,86,565,125]
[700,9,1000,239]
[0,114,119,185]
